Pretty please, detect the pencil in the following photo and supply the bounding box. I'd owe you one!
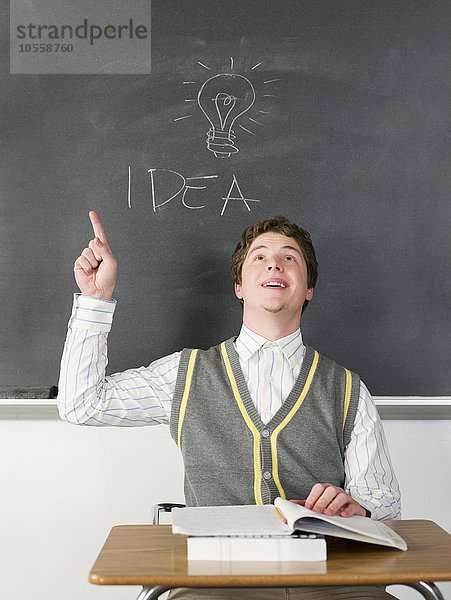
[275,507,288,524]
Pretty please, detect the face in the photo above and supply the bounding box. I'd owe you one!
[234,232,313,319]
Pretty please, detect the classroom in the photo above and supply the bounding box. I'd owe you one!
[1,1,450,599]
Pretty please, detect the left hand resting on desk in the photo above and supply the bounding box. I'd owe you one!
[290,483,369,518]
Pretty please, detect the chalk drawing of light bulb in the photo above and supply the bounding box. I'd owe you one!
[197,73,256,158]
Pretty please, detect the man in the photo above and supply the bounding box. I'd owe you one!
[58,211,400,599]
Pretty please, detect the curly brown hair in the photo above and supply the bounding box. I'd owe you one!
[231,215,318,312]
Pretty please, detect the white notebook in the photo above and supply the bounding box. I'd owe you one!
[187,532,326,562]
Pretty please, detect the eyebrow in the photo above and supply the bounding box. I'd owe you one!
[249,244,302,256]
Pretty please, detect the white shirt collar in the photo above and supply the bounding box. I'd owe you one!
[236,324,305,370]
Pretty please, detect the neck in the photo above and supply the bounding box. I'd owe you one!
[242,310,301,341]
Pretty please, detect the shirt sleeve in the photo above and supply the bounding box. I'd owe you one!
[343,381,402,520]
[57,294,179,427]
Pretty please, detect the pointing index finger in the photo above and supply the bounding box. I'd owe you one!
[89,211,109,245]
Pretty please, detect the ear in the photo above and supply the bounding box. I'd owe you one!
[306,288,313,301]
[234,283,243,300]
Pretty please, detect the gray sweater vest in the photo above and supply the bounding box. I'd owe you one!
[169,338,360,507]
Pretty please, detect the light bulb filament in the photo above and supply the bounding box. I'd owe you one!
[214,93,236,130]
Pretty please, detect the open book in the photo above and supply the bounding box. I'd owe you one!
[172,496,407,551]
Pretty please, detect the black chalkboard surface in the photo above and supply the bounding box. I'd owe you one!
[1,0,450,396]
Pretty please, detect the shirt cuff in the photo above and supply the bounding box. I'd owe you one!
[67,293,116,333]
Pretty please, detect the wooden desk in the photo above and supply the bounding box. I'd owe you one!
[89,520,450,600]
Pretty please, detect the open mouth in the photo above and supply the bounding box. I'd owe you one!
[262,281,287,288]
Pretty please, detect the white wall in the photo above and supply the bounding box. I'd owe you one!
[1,417,450,600]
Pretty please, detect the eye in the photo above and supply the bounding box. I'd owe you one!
[255,254,265,261]
[284,255,294,261]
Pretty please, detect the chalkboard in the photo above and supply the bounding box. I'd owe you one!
[1,0,450,396]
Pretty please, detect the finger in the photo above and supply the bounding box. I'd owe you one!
[340,503,367,518]
[289,500,306,506]
[89,211,109,246]
[340,505,358,518]
[323,491,351,516]
[88,238,107,262]
[311,487,340,513]
[307,484,341,514]
[74,255,95,276]
[304,483,328,510]
[89,237,117,274]
[82,247,100,268]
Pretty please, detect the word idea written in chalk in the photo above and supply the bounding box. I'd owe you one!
[127,167,260,216]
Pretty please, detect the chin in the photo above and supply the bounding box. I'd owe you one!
[262,305,285,314]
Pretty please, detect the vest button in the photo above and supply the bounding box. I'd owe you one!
[263,471,272,480]
[262,429,270,438]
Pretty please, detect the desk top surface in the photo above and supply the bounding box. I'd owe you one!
[89,520,451,587]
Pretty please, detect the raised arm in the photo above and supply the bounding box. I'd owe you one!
[73,211,117,300]
[58,212,179,427]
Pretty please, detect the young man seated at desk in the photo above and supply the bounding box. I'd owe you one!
[58,212,400,600]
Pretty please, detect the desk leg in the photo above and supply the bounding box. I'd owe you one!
[137,586,171,600]
[404,582,445,600]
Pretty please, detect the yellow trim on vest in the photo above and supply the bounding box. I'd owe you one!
[343,368,352,431]
[220,342,263,505]
[177,349,199,450]
[270,350,320,499]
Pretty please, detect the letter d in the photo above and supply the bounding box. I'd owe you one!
[75,18,88,39]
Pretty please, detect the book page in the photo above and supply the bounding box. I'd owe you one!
[274,498,407,551]
[172,504,292,537]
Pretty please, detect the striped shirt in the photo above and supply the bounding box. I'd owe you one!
[58,294,401,520]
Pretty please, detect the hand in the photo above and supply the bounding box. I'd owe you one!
[73,211,117,300]
[290,483,368,518]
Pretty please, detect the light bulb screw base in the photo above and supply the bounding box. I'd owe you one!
[206,127,239,158]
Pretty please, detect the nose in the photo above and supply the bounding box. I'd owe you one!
[267,258,282,272]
